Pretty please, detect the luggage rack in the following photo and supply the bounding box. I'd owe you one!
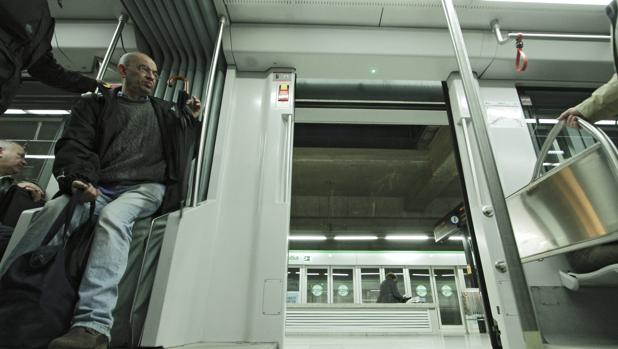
[506,117,618,263]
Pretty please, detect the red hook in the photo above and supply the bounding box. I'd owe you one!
[515,33,528,73]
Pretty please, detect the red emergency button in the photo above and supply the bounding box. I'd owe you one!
[278,83,289,102]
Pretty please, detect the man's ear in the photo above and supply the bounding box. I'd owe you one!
[118,64,128,78]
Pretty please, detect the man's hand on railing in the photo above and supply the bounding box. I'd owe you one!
[558,107,586,129]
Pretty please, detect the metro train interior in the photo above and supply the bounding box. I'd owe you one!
[1,0,618,348]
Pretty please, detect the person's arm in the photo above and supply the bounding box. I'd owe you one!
[560,74,618,127]
[27,51,98,94]
[52,97,101,199]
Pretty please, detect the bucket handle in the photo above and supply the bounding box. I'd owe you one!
[531,117,618,181]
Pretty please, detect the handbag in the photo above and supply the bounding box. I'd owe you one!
[0,192,96,348]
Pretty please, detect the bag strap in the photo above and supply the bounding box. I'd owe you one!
[40,191,89,246]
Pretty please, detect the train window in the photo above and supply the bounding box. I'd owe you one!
[0,116,64,187]
[306,268,328,304]
[331,268,354,304]
[287,267,300,304]
[434,268,463,326]
[360,268,380,303]
[408,268,433,303]
[384,267,405,296]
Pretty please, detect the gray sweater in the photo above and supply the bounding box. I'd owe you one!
[98,96,166,185]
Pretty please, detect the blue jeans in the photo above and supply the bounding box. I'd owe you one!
[0,182,165,338]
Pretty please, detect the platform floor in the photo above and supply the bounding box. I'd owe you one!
[283,334,492,349]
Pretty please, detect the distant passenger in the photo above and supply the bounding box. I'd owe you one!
[0,0,99,114]
[0,52,201,349]
[559,0,618,127]
[377,273,411,303]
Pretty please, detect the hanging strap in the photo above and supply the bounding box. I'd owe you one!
[515,33,528,73]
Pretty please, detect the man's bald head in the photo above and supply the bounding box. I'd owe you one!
[118,52,156,68]
[117,52,158,99]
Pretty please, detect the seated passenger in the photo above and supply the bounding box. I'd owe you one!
[377,273,411,303]
[0,52,201,349]
[0,141,45,258]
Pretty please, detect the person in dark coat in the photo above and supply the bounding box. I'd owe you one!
[0,0,98,114]
[0,52,201,349]
[377,273,411,303]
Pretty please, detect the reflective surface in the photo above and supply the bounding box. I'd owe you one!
[507,144,618,260]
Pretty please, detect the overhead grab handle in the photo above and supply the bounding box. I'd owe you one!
[167,75,190,93]
[515,34,528,73]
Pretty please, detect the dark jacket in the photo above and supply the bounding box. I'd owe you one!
[0,176,15,211]
[377,278,405,303]
[53,87,200,214]
[0,0,97,112]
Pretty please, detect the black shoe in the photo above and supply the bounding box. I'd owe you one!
[48,326,109,349]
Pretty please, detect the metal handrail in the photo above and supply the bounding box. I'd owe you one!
[191,16,227,207]
[95,13,129,87]
[532,118,618,181]
[491,20,610,45]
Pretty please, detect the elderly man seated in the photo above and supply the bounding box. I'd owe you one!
[0,52,200,349]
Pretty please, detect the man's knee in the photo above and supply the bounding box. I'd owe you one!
[96,207,134,240]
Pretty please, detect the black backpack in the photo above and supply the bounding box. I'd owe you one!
[0,193,96,349]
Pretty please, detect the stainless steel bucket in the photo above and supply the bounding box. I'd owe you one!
[506,118,618,261]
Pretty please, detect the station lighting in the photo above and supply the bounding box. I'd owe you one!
[384,235,430,241]
[288,235,327,241]
[448,236,465,241]
[334,235,378,241]
[483,0,610,5]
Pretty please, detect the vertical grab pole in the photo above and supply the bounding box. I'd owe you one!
[440,0,542,347]
[95,13,129,89]
[191,16,227,207]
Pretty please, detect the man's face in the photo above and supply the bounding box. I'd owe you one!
[0,143,26,175]
[121,55,158,97]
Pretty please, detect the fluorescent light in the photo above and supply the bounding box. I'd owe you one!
[412,273,430,277]
[542,162,560,167]
[385,235,430,241]
[525,119,537,124]
[595,120,616,125]
[306,273,321,276]
[539,119,559,124]
[448,236,465,241]
[4,109,26,114]
[331,273,349,277]
[334,235,378,241]
[483,0,610,4]
[25,110,70,115]
[288,235,327,241]
[25,155,55,159]
[548,150,564,155]
[440,274,455,277]
[361,273,380,275]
